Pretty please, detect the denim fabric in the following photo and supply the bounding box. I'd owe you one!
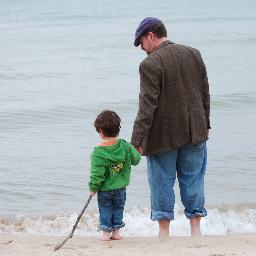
[147,142,207,221]
[97,188,126,232]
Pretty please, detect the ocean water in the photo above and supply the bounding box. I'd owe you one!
[1,0,256,236]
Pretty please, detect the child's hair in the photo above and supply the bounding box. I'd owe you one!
[94,110,121,137]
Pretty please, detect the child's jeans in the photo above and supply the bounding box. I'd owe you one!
[97,188,126,232]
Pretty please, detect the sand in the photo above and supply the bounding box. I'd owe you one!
[1,234,256,256]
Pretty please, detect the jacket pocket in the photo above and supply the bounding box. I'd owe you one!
[189,107,208,144]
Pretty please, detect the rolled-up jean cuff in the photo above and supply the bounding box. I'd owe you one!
[151,210,174,221]
[98,225,112,232]
[113,222,125,230]
[184,208,207,219]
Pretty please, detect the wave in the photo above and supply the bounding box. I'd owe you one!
[1,206,256,236]
[212,92,256,110]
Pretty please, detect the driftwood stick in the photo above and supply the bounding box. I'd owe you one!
[54,195,93,251]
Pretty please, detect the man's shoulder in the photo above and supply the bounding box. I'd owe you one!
[139,53,162,73]
[140,52,161,64]
[173,43,201,55]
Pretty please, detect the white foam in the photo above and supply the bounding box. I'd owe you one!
[1,206,256,236]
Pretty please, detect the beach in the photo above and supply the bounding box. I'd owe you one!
[1,0,256,254]
[1,234,256,256]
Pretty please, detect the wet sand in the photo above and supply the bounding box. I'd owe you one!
[1,234,255,256]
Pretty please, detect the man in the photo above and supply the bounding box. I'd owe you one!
[131,17,210,237]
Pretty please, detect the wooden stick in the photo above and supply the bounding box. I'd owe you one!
[54,195,93,251]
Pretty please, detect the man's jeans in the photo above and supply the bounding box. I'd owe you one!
[146,142,207,221]
[97,188,126,232]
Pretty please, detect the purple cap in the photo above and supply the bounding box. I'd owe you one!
[134,17,163,47]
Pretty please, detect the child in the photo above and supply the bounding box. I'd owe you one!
[89,110,141,241]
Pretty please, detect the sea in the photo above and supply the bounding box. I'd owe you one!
[1,0,256,237]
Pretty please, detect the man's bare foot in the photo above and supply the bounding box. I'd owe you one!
[111,229,121,240]
[190,216,201,236]
[100,230,110,241]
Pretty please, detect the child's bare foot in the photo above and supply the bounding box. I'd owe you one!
[100,231,110,241]
[111,229,121,240]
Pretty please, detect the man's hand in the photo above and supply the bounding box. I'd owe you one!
[136,146,143,155]
[90,191,97,196]
[207,129,210,138]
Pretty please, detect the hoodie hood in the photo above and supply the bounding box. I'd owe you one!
[93,139,127,165]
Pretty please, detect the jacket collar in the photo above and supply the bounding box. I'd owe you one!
[156,40,174,51]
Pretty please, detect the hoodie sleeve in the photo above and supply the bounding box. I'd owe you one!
[129,144,141,166]
[88,153,106,192]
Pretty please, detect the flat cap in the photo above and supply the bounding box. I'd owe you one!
[134,17,163,47]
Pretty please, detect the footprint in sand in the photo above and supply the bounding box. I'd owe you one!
[44,243,54,247]
[208,254,226,256]
[3,240,13,245]
[187,244,208,248]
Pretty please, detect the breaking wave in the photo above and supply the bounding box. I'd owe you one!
[1,205,256,237]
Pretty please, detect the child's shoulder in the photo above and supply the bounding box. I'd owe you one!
[119,138,130,146]
[119,139,136,150]
[91,146,103,157]
[90,147,106,163]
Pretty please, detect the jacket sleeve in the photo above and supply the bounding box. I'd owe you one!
[88,154,106,192]
[131,58,162,147]
[197,51,211,129]
[129,144,141,166]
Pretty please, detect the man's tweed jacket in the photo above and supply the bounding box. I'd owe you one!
[131,40,210,156]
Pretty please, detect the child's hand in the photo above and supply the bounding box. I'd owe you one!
[136,146,143,155]
[90,191,97,196]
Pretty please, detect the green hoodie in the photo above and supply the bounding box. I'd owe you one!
[89,139,141,192]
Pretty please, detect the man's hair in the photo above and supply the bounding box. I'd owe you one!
[142,22,167,38]
[94,110,121,137]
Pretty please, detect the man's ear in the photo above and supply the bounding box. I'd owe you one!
[148,32,154,40]
[149,32,157,41]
